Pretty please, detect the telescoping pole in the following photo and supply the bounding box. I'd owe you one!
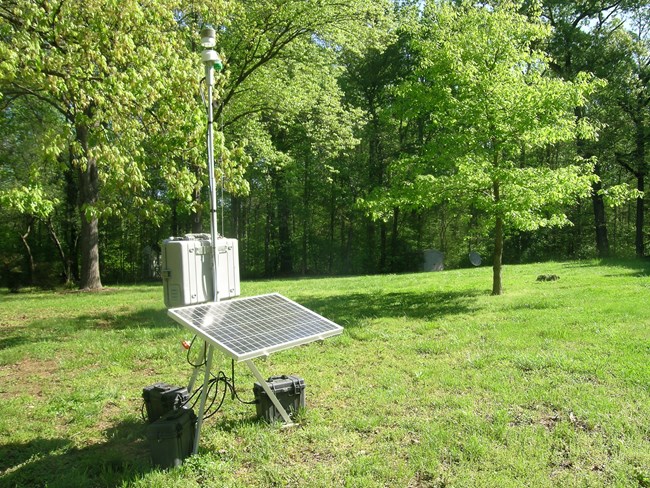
[202,37,221,303]
[194,27,223,454]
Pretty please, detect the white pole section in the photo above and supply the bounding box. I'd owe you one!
[201,33,222,303]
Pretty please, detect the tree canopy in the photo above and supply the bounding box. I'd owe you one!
[0,0,647,294]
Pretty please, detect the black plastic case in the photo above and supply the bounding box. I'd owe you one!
[146,407,196,469]
[142,383,189,423]
[253,375,306,422]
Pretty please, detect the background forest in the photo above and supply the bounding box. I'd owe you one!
[1,0,648,291]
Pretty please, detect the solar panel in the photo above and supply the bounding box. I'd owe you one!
[168,293,343,361]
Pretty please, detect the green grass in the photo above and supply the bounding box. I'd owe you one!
[1,260,649,487]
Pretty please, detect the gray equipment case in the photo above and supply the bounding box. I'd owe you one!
[161,234,240,308]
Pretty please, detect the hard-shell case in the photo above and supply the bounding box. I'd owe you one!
[161,234,240,308]
[253,375,306,422]
[142,383,189,423]
[146,407,196,469]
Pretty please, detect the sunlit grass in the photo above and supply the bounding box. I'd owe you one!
[0,259,649,487]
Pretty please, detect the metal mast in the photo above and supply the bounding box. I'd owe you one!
[200,26,223,303]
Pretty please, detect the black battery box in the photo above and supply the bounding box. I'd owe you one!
[142,383,189,423]
[146,407,196,469]
[253,375,306,423]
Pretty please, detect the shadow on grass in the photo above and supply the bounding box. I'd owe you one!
[73,307,175,330]
[19,308,176,336]
[297,289,480,328]
[0,335,31,350]
[599,258,650,277]
[562,258,650,277]
[0,420,151,488]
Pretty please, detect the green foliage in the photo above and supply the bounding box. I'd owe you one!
[0,0,649,286]
[361,1,603,292]
[0,185,58,219]
[373,1,599,222]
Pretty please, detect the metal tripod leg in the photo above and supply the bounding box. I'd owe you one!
[193,344,214,454]
[245,359,296,426]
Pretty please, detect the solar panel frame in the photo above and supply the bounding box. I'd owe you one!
[167,293,343,361]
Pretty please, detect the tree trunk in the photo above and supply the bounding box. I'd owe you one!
[379,221,387,272]
[64,158,79,282]
[301,156,310,275]
[46,219,71,285]
[591,163,610,258]
[274,169,293,275]
[575,106,609,258]
[328,184,335,274]
[76,123,102,290]
[231,195,241,241]
[492,181,503,296]
[365,220,376,273]
[634,120,645,257]
[19,218,35,285]
[191,185,202,234]
[391,207,399,272]
[636,173,644,258]
[264,201,272,276]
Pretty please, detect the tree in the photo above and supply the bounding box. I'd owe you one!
[541,0,640,257]
[363,1,598,295]
[0,0,222,289]
[600,6,650,257]
[212,0,392,275]
[0,98,73,286]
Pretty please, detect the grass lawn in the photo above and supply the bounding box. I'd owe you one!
[0,260,649,487]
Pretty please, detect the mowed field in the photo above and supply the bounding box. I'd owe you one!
[0,260,648,487]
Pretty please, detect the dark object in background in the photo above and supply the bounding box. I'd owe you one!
[142,383,190,423]
[536,274,560,281]
[146,407,196,469]
[253,375,306,423]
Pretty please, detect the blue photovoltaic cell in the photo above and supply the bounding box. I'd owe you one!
[168,293,343,361]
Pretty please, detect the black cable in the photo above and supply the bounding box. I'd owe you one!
[186,336,207,368]
[227,360,257,405]
[178,364,257,424]
[200,76,207,108]
[204,372,229,419]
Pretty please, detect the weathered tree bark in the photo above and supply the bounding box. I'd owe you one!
[379,221,387,272]
[76,122,102,290]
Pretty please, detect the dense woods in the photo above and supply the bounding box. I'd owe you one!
[1,0,648,293]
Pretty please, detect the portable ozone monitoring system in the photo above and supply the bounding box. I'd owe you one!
[143,26,342,467]
[154,235,343,464]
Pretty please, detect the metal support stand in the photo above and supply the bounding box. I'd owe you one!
[189,346,296,453]
[245,359,295,426]
[192,344,214,454]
